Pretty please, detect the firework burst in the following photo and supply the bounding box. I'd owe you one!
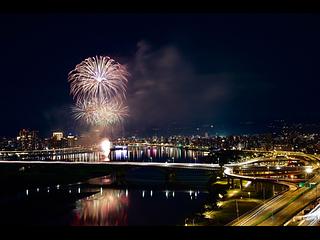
[68,56,129,103]
[72,98,129,127]
[69,56,129,130]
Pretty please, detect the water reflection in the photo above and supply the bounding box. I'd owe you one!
[72,189,128,226]
[109,146,205,163]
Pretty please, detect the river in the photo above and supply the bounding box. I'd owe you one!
[0,147,285,225]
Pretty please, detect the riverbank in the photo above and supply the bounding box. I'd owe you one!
[185,179,286,226]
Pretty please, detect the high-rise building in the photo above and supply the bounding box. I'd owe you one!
[16,129,41,150]
[52,132,63,141]
[50,131,68,149]
[67,134,77,147]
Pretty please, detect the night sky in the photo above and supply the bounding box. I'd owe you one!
[1,14,320,137]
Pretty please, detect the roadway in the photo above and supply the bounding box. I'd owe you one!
[229,171,320,226]
[1,149,319,226]
[286,201,320,226]
[257,175,320,226]
[0,160,221,171]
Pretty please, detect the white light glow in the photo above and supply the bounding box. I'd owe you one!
[245,181,252,188]
[306,167,313,174]
[101,138,111,160]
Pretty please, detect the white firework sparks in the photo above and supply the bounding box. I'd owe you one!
[68,56,129,103]
[72,98,129,127]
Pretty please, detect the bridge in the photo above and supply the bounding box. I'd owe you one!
[0,147,104,161]
[1,147,319,226]
[0,160,221,171]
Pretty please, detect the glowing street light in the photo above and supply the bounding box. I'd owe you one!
[305,167,313,174]
[185,218,188,226]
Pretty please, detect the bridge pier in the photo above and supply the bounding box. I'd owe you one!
[240,179,243,190]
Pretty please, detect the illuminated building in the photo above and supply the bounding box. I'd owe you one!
[67,134,77,147]
[52,132,63,141]
[16,129,41,150]
[50,131,67,148]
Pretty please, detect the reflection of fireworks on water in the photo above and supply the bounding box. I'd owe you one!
[72,189,128,226]
[72,98,129,126]
[68,56,129,103]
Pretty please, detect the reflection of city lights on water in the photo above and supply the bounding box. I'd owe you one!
[26,189,29,196]
[142,190,145,198]
[125,189,128,197]
[150,190,153,197]
[71,189,129,226]
[173,191,175,197]
[78,188,81,194]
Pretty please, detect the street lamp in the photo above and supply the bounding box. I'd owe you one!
[305,167,313,174]
[248,192,251,199]
[235,199,240,221]
[305,167,313,180]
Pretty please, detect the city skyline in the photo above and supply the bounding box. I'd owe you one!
[2,3,320,230]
